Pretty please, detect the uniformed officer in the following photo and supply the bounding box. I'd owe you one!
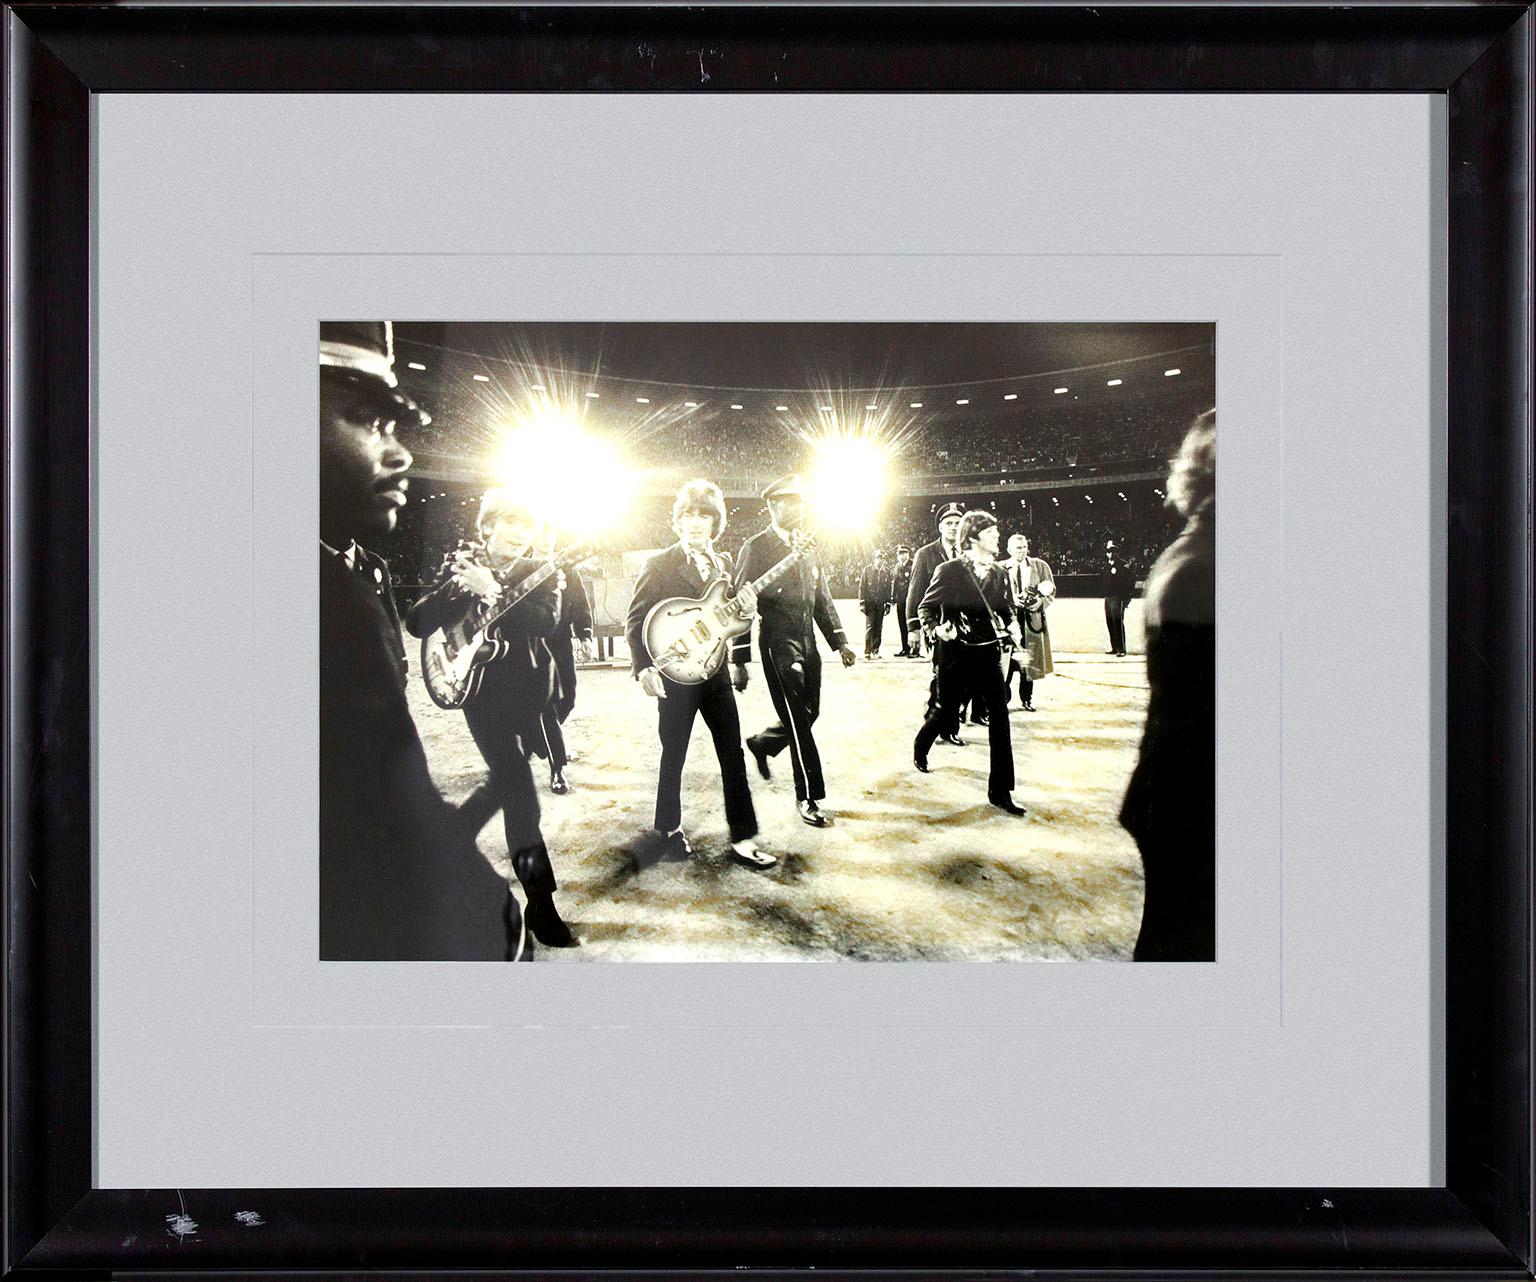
[904,501,972,743]
[319,320,519,960]
[858,547,893,658]
[734,474,857,827]
[891,544,915,656]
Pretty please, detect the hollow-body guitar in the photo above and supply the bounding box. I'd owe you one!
[643,531,814,685]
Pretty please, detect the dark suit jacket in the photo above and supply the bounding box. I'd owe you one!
[319,546,510,960]
[733,527,846,664]
[1103,559,1137,604]
[917,557,1016,644]
[626,542,737,678]
[858,564,893,610]
[905,537,957,629]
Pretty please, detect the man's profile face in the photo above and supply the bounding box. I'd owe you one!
[938,515,961,543]
[319,375,412,540]
[1007,534,1027,560]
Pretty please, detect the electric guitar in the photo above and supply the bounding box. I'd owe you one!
[420,540,595,710]
[643,530,816,685]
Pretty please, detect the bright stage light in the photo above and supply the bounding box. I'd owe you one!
[1164,368,1182,377]
[1054,387,1069,395]
[806,433,894,540]
[1106,378,1123,387]
[493,411,638,540]
[1003,393,1017,401]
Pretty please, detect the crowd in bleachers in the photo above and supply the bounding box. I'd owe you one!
[399,383,1209,485]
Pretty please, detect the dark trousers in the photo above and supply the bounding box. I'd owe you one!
[655,671,758,841]
[1134,836,1216,961]
[862,606,886,655]
[895,611,911,654]
[757,634,825,803]
[915,644,1015,794]
[463,707,556,896]
[537,704,567,772]
[1004,655,1034,705]
[1105,598,1128,654]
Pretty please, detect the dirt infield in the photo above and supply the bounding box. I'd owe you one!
[407,598,1149,961]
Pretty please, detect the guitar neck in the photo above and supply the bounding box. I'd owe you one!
[750,545,810,595]
[481,547,588,633]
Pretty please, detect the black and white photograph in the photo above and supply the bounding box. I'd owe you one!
[319,321,1215,963]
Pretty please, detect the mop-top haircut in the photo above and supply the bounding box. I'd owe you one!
[671,478,728,539]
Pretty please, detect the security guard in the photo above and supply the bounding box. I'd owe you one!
[733,473,857,826]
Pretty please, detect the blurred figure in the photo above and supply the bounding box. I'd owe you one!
[1102,540,1136,656]
[1121,410,1216,961]
[858,547,893,659]
[318,321,519,960]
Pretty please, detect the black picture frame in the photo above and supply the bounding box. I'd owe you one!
[5,4,1530,1277]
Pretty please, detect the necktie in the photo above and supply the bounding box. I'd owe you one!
[692,551,711,583]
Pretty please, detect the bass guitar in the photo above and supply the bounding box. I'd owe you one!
[420,540,595,710]
[643,530,815,685]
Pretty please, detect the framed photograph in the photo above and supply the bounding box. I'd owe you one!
[6,3,1530,1277]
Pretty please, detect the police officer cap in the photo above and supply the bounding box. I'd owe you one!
[936,501,966,525]
[762,473,806,502]
[319,320,430,426]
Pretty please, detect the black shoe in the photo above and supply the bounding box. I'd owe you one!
[746,735,772,780]
[1022,702,1036,712]
[988,792,1027,816]
[550,770,571,795]
[657,828,692,861]
[940,732,965,747]
[914,755,930,773]
[798,799,831,827]
[525,894,577,947]
[969,714,989,727]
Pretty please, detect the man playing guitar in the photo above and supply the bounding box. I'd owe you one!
[625,479,774,871]
[405,490,577,946]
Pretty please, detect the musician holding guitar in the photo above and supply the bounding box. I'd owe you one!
[734,474,857,829]
[626,479,773,870]
[913,509,1027,815]
[405,489,577,946]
